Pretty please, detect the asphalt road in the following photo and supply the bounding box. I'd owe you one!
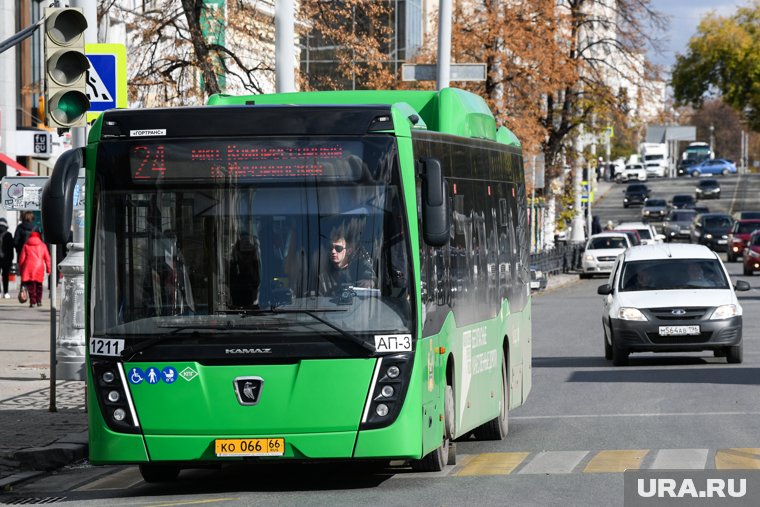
[5,174,760,506]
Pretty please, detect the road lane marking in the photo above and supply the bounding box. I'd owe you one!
[454,452,530,476]
[715,448,760,469]
[583,450,649,473]
[75,467,143,491]
[512,411,760,420]
[517,450,588,474]
[650,449,708,469]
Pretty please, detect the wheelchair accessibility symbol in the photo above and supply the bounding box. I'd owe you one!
[128,367,144,384]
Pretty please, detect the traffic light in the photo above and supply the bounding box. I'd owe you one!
[44,7,90,129]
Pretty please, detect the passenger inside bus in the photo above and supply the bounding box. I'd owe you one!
[229,232,261,308]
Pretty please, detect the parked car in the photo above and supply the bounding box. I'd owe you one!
[615,221,663,245]
[663,209,697,242]
[580,232,631,279]
[530,267,547,291]
[598,243,749,366]
[645,161,666,178]
[616,163,647,183]
[695,178,720,200]
[677,159,698,176]
[689,158,737,177]
[641,198,668,222]
[728,219,760,262]
[623,183,650,208]
[742,231,760,275]
[670,194,696,210]
[689,212,733,251]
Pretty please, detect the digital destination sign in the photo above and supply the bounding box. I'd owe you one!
[129,140,362,182]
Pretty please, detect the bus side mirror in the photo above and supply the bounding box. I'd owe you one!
[420,158,450,247]
[41,147,84,245]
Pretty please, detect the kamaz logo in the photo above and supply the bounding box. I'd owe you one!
[225,348,272,354]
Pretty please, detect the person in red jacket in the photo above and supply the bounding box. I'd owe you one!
[19,228,51,307]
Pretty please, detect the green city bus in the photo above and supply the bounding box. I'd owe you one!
[41,88,532,482]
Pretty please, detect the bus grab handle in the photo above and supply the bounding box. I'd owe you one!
[41,147,84,245]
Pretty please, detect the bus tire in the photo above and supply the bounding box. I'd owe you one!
[139,463,180,483]
[411,384,454,472]
[472,359,509,440]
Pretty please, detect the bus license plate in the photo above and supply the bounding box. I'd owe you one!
[659,325,700,336]
[215,438,284,457]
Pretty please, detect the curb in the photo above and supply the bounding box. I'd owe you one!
[1,430,88,489]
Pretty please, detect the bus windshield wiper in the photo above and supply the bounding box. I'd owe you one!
[272,307,374,352]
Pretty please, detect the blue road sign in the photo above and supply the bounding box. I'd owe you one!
[85,44,127,122]
[86,54,116,113]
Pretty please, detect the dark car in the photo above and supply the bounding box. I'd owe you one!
[734,211,760,220]
[695,179,720,200]
[743,231,760,275]
[623,184,650,208]
[693,205,710,214]
[677,159,698,176]
[670,194,696,210]
[641,198,668,222]
[663,209,697,242]
[689,213,733,251]
[727,219,760,262]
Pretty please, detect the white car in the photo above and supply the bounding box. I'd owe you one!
[645,161,666,178]
[617,163,647,183]
[614,221,663,245]
[580,232,630,279]
[598,244,750,366]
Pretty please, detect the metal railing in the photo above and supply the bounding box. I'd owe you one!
[530,243,584,275]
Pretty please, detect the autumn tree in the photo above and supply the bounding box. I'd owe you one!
[541,0,667,179]
[444,0,576,156]
[297,1,397,91]
[99,0,276,106]
[671,1,760,131]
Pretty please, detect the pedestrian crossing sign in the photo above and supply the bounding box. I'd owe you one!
[85,43,128,122]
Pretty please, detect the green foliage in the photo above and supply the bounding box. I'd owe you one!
[671,2,760,130]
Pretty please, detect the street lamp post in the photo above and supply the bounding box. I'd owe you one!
[709,124,715,154]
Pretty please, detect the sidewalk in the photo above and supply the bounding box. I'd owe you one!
[0,283,88,489]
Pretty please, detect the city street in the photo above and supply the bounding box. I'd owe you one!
[3,177,759,504]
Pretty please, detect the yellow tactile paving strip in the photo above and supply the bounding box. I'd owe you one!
[583,450,649,473]
[715,448,760,469]
[454,452,531,476]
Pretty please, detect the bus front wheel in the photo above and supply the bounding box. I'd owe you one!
[472,358,509,440]
[411,384,455,472]
[139,463,180,483]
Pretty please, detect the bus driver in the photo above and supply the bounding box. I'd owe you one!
[320,227,375,295]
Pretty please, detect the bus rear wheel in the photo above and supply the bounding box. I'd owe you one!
[139,463,180,483]
[411,384,455,472]
[472,358,509,440]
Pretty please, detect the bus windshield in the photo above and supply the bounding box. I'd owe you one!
[90,136,412,345]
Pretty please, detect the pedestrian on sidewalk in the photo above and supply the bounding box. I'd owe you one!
[0,218,14,298]
[19,227,51,307]
[14,211,36,258]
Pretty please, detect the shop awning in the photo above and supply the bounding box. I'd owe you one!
[0,152,36,176]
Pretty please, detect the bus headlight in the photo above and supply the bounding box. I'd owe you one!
[92,360,141,434]
[360,353,412,430]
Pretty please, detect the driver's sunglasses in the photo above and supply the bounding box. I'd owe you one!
[331,244,346,253]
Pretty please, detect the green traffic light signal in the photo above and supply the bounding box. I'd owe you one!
[44,7,89,129]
